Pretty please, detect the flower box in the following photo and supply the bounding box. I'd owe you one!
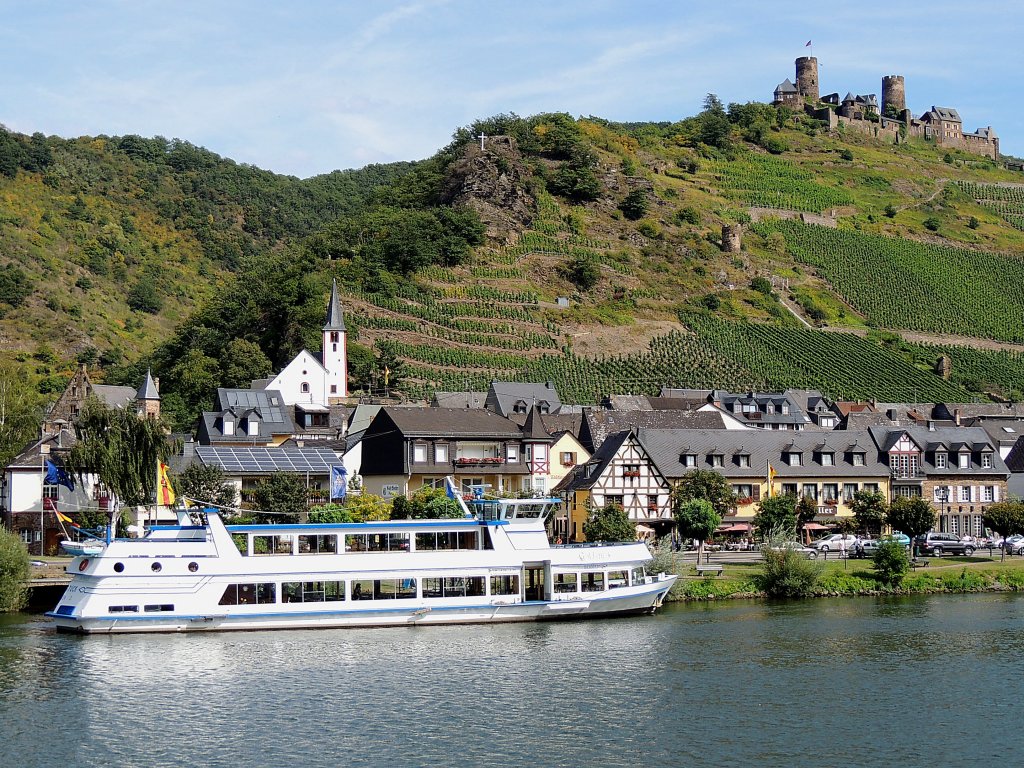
[623,471,641,478]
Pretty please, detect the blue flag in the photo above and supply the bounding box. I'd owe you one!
[330,465,347,501]
[44,459,75,491]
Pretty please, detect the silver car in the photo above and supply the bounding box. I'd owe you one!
[809,534,859,552]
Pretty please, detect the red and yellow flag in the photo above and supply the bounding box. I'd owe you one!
[56,510,73,524]
[158,463,175,506]
[767,461,777,497]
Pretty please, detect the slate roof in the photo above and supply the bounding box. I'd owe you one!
[323,278,346,331]
[135,369,160,401]
[926,106,962,123]
[90,384,138,409]
[382,407,525,438]
[775,78,798,94]
[197,388,296,443]
[431,391,487,409]
[556,431,633,492]
[638,428,887,481]
[485,381,562,417]
[867,425,1008,476]
[521,406,549,440]
[580,408,727,453]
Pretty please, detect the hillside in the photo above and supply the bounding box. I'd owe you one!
[4,101,1024,434]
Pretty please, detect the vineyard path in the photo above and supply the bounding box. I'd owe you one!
[778,294,813,328]
[899,177,949,212]
[820,323,1024,353]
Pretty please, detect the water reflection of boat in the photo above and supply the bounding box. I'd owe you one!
[47,488,676,634]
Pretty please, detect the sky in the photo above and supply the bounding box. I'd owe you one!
[1,1,1021,178]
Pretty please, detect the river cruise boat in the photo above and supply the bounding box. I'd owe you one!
[47,493,676,634]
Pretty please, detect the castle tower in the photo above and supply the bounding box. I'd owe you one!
[721,224,742,253]
[795,56,819,103]
[322,278,348,400]
[882,75,906,118]
[135,369,161,419]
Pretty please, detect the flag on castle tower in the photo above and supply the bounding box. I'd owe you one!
[805,40,812,47]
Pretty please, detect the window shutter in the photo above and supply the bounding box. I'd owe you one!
[994,486,1000,502]
[752,485,761,501]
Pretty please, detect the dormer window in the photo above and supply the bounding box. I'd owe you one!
[539,402,550,414]
[982,452,993,469]
[819,451,835,466]
[247,416,260,437]
[513,401,527,414]
[958,452,970,469]
[787,451,802,467]
[766,403,775,415]
[710,454,724,468]
[681,453,697,467]
[935,451,947,469]
[851,452,865,467]
[222,416,234,436]
[781,404,790,415]
[736,454,751,468]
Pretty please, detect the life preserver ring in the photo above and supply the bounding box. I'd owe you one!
[79,559,89,571]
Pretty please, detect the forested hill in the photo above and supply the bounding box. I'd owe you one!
[4,98,1024,440]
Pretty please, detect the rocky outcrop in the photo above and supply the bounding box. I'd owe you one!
[441,137,536,244]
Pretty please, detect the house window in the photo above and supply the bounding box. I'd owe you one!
[681,453,697,467]
[434,444,449,463]
[710,454,724,468]
[223,418,234,436]
[982,453,993,469]
[330,385,337,394]
[506,445,518,463]
[959,486,971,502]
[822,484,839,504]
[983,486,995,502]
[863,483,879,493]
[802,484,818,500]
[43,484,60,500]
[413,444,427,463]
[605,495,624,507]
[842,483,858,501]
[736,454,750,468]
[819,452,835,466]
[935,452,947,469]
[781,483,798,496]
[561,452,576,467]
[732,484,753,500]
[787,452,802,467]
[958,452,970,469]
[329,332,339,343]
[894,486,921,498]
[851,452,865,467]
[301,382,310,394]
[623,464,640,479]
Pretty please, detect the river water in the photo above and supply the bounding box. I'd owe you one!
[2,593,1022,768]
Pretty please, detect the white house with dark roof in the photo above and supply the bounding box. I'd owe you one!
[258,279,348,406]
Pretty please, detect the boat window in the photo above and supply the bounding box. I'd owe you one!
[113,562,125,573]
[631,566,646,585]
[151,562,162,573]
[350,578,416,600]
[345,533,411,552]
[144,604,174,612]
[422,576,485,598]
[108,605,139,613]
[607,570,628,589]
[490,575,520,596]
[553,572,578,593]
[298,534,337,554]
[253,535,294,555]
[414,531,479,551]
[581,572,605,592]
[218,583,277,605]
[282,581,345,603]
[189,562,199,573]
[232,534,248,556]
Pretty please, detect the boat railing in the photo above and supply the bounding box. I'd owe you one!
[555,541,644,548]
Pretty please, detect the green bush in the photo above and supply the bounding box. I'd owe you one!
[817,570,876,594]
[840,149,854,161]
[636,220,662,239]
[674,206,701,226]
[0,528,30,613]
[884,204,897,218]
[757,532,823,598]
[701,293,721,311]
[923,217,940,232]
[620,189,649,220]
[872,539,910,586]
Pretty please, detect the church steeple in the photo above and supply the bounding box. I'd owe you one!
[322,279,348,400]
[324,278,346,332]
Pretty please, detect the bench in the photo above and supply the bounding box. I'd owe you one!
[695,564,724,578]
[911,559,930,570]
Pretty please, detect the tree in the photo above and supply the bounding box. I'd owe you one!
[873,539,910,586]
[391,487,463,519]
[674,498,721,564]
[344,493,390,522]
[248,473,309,521]
[887,496,935,557]
[174,463,236,510]
[308,503,354,523]
[126,280,163,313]
[219,339,272,389]
[565,255,600,290]
[983,501,1024,561]
[620,189,649,221]
[0,361,42,467]
[583,502,635,542]
[851,489,887,535]
[65,398,175,511]
[672,469,735,519]
[795,495,818,537]
[0,265,33,308]
[0,527,29,613]
[753,494,797,540]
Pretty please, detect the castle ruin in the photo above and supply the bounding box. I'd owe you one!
[772,57,999,160]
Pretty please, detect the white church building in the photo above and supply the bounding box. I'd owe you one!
[257,279,348,407]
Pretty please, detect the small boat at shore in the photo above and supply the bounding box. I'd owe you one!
[58,539,105,557]
[47,489,676,634]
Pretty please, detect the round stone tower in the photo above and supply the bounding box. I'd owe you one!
[721,224,742,253]
[882,75,906,118]
[795,56,819,103]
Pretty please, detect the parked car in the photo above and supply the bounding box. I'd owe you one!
[889,532,911,547]
[854,535,911,558]
[764,541,818,559]
[915,532,976,556]
[809,534,860,552]
[1003,535,1024,555]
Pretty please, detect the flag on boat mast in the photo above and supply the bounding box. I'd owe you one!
[157,463,175,506]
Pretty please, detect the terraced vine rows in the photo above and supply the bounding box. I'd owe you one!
[754,220,1024,342]
[908,342,1024,398]
[704,154,854,213]
[956,181,1024,230]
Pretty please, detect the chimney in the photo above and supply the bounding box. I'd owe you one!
[928,420,935,431]
[153,377,160,393]
[954,409,961,426]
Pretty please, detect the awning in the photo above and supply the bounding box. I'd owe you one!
[719,523,752,532]
[635,524,655,533]
[803,522,833,530]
